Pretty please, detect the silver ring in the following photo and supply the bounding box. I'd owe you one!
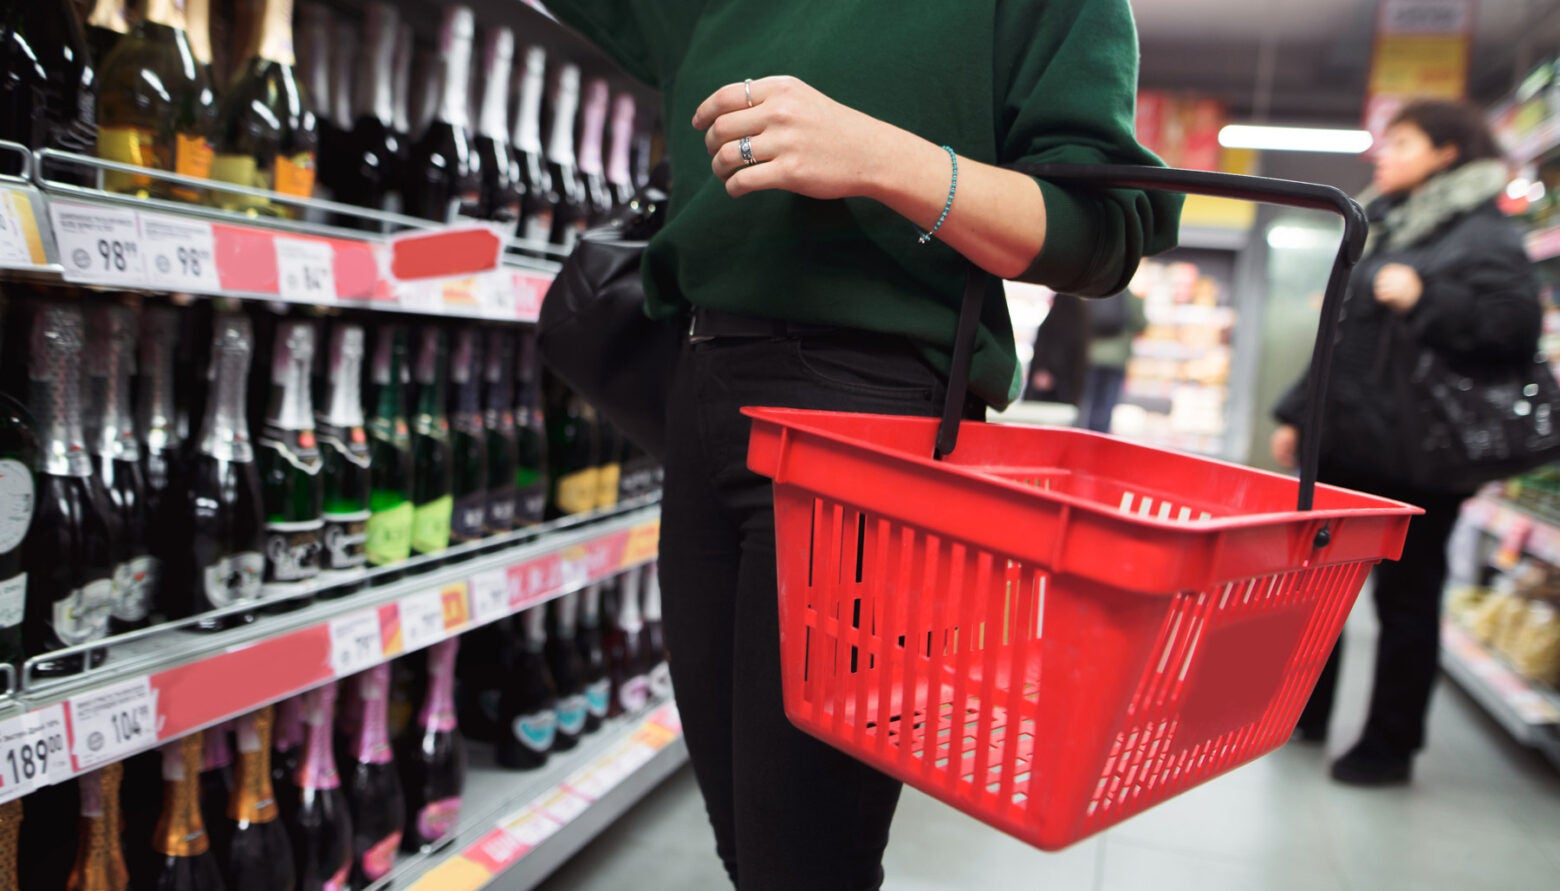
[744,79,754,108]
[739,136,758,167]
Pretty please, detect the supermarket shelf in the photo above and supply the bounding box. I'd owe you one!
[1440,621,1560,769]
[1460,493,1560,567]
[0,503,661,804]
[383,700,686,891]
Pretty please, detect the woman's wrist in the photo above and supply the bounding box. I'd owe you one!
[863,127,962,230]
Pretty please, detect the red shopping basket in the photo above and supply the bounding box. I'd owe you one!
[743,165,1421,851]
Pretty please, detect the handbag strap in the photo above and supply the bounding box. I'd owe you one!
[933,164,1368,520]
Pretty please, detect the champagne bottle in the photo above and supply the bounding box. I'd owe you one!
[606,566,650,717]
[344,665,405,886]
[328,18,355,142]
[513,333,547,528]
[482,329,517,538]
[543,379,598,520]
[474,26,521,226]
[0,799,18,891]
[272,695,306,820]
[546,592,589,750]
[152,733,226,890]
[294,2,335,210]
[226,707,297,891]
[398,639,465,851]
[409,329,452,561]
[606,93,638,209]
[67,767,121,891]
[577,581,610,733]
[643,566,671,700]
[545,64,588,251]
[364,325,412,573]
[22,303,113,677]
[594,418,621,513]
[0,347,37,667]
[200,722,235,868]
[96,0,216,200]
[497,608,556,770]
[258,321,325,606]
[139,305,184,532]
[0,2,96,172]
[289,684,353,891]
[389,24,414,159]
[100,761,129,891]
[448,329,487,548]
[87,305,156,633]
[577,78,614,225]
[211,0,320,217]
[85,0,130,70]
[402,5,479,223]
[511,46,555,249]
[316,324,370,593]
[334,2,403,219]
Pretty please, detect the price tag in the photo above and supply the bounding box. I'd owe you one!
[274,236,337,302]
[0,715,37,802]
[50,202,146,285]
[512,271,549,322]
[470,570,509,625]
[560,557,590,593]
[539,789,590,826]
[0,188,39,267]
[329,611,385,677]
[399,590,447,653]
[501,808,561,848]
[141,213,222,292]
[68,678,158,771]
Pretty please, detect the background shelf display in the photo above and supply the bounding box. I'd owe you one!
[1441,621,1560,768]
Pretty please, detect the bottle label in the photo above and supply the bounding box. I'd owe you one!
[417,798,462,843]
[617,676,650,715]
[411,495,453,555]
[175,133,215,181]
[0,573,24,629]
[512,710,556,753]
[211,154,267,212]
[111,555,158,622]
[361,832,403,881]
[366,502,414,566]
[231,551,265,603]
[0,458,35,552]
[322,510,370,572]
[264,519,325,588]
[97,125,159,192]
[648,662,674,700]
[595,463,621,511]
[584,679,610,719]
[555,470,599,516]
[52,578,114,645]
[556,694,587,737]
[449,492,486,545]
[484,487,516,535]
[202,557,235,608]
[274,152,318,199]
[522,211,553,245]
[516,484,547,526]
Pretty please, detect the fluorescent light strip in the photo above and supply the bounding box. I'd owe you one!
[1218,125,1375,154]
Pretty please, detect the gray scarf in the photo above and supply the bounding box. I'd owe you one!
[1358,158,1509,254]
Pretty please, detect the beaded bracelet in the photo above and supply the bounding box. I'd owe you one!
[917,145,958,244]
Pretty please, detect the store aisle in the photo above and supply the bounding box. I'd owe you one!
[534,607,1560,891]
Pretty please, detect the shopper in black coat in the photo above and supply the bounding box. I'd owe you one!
[1272,100,1543,786]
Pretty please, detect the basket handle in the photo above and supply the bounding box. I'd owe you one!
[937,164,1368,517]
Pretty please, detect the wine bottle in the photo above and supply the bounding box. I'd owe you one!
[289,684,354,891]
[200,722,235,868]
[226,707,297,891]
[272,695,305,820]
[95,0,216,201]
[328,18,355,141]
[334,2,403,220]
[643,566,671,700]
[511,46,555,249]
[344,664,405,886]
[316,324,370,593]
[606,93,638,209]
[101,760,129,891]
[482,329,517,538]
[402,5,479,224]
[186,0,216,81]
[0,798,18,891]
[545,64,588,251]
[606,566,650,717]
[175,312,266,630]
[0,2,96,174]
[258,321,325,606]
[85,0,130,70]
[294,2,335,211]
[152,732,226,890]
[474,26,521,226]
[577,581,610,733]
[364,325,412,574]
[543,380,598,520]
[577,78,614,225]
[0,352,37,668]
[594,417,621,513]
[87,305,157,633]
[211,0,320,217]
[139,305,184,531]
[409,329,452,562]
[67,767,122,891]
[389,24,414,158]
[448,329,486,549]
[546,592,589,750]
[514,333,547,528]
[497,608,557,770]
[398,639,466,851]
[22,302,113,677]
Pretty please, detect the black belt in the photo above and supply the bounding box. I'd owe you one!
[687,307,838,342]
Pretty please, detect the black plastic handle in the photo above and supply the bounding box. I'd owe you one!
[936,164,1369,516]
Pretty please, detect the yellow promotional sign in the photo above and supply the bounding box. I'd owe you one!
[1365,0,1474,138]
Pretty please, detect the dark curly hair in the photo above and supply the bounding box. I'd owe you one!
[1388,99,1504,170]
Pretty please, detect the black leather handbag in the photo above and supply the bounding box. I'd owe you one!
[536,183,680,458]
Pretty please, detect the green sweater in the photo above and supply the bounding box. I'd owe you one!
[545,0,1181,408]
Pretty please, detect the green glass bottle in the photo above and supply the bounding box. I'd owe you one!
[543,377,598,521]
[514,332,547,528]
[364,325,412,574]
[482,329,517,538]
[257,320,324,608]
[447,329,486,550]
[317,323,370,595]
[0,303,37,668]
[410,329,452,561]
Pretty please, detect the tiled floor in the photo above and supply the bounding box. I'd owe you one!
[534,607,1560,891]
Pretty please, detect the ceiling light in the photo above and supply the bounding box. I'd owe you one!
[1218,125,1374,154]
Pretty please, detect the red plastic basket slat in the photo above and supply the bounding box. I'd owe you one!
[746,407,1417,850]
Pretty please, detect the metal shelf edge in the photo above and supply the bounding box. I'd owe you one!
[1439,621,1560,769]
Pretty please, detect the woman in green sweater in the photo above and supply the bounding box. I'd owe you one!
[545,1,1180,886]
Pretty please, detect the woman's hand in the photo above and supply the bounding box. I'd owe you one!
[1374,263,1424,313]
[1270,424,1300,470]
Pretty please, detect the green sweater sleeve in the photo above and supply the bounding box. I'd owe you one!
[542,0,708,87]
[996,0,1182,297]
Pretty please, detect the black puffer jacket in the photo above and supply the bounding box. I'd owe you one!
[1275,162,1543,495]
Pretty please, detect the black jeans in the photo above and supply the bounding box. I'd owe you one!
[1079,365,1126,433]
[658,331,980,890]
[1296,479,1468,757]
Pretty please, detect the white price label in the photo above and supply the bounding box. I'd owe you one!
[502,809,561,848]
[398,590,447,653]
[68,678,157,771]
[539,790,590,826]
[141,213,222,292]
[50,202,146,285]
[0,189,36,267]
[512,271,549,322]
[328,611,384,677]
[470,570,509,625]
[274,237,337,302]
[560,554,590,593]
[0,710,66,802]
